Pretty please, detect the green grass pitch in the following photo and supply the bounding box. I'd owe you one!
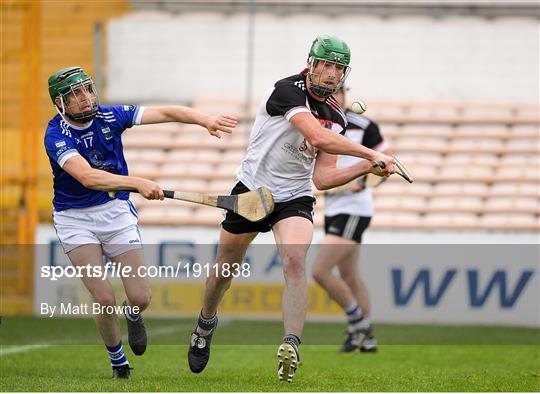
[1,317,539,391]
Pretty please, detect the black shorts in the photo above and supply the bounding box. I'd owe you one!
[222,181,316,234]
[324,214,371,243]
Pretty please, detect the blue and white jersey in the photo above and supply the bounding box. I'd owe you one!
[44,105,145,211]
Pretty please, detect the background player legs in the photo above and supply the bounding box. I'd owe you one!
[272,217,313,337]
[67,244,121,347]
[312,231,376,352]
[312,234,358,309]
[202,229,258,318]
[337,246,371,318]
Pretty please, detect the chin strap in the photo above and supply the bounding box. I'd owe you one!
[54,104,96,126]
[66,108,98,124]
[309,83,335,98]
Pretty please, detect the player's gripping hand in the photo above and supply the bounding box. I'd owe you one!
[371,153,396,177]
[137,179,164,200]
[204,115,238,138]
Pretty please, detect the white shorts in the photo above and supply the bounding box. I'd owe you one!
[53,199,142,256]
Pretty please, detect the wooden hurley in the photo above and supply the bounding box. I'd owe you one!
[372,156,414,184]
[112,186,275,222]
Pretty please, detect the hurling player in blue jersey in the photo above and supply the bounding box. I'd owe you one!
[44,66,237,379]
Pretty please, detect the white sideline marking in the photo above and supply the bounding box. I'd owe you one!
[147,323,192,337]
[0,320,231,357]
[0,343,54,356]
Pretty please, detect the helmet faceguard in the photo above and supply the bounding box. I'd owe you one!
[307,35,351,98]
[48,66,99,123]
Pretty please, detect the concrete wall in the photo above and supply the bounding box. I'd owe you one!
[107,11,538,105]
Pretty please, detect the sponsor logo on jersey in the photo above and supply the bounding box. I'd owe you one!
[124,104,136,111]
[80,131,94,139]
[89,149,115,171]
[282,142,314,164]
[101,127,112,140]
[298,139,317,158]
[55,140,66,148]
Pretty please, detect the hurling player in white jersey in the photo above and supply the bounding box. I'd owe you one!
[312,85,389,353]
[187,35,396,383]
[44,66,237,379]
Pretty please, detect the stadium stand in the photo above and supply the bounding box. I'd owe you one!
[122,99,539,231]
[1,1,129,314]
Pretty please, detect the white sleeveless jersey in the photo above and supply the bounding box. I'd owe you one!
[324,111,388,217]
[236,73,347,202]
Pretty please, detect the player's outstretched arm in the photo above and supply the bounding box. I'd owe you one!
[63,155,164,200]
[313,151,388,191]
[140,105,238,138]
[290,112,395,175]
